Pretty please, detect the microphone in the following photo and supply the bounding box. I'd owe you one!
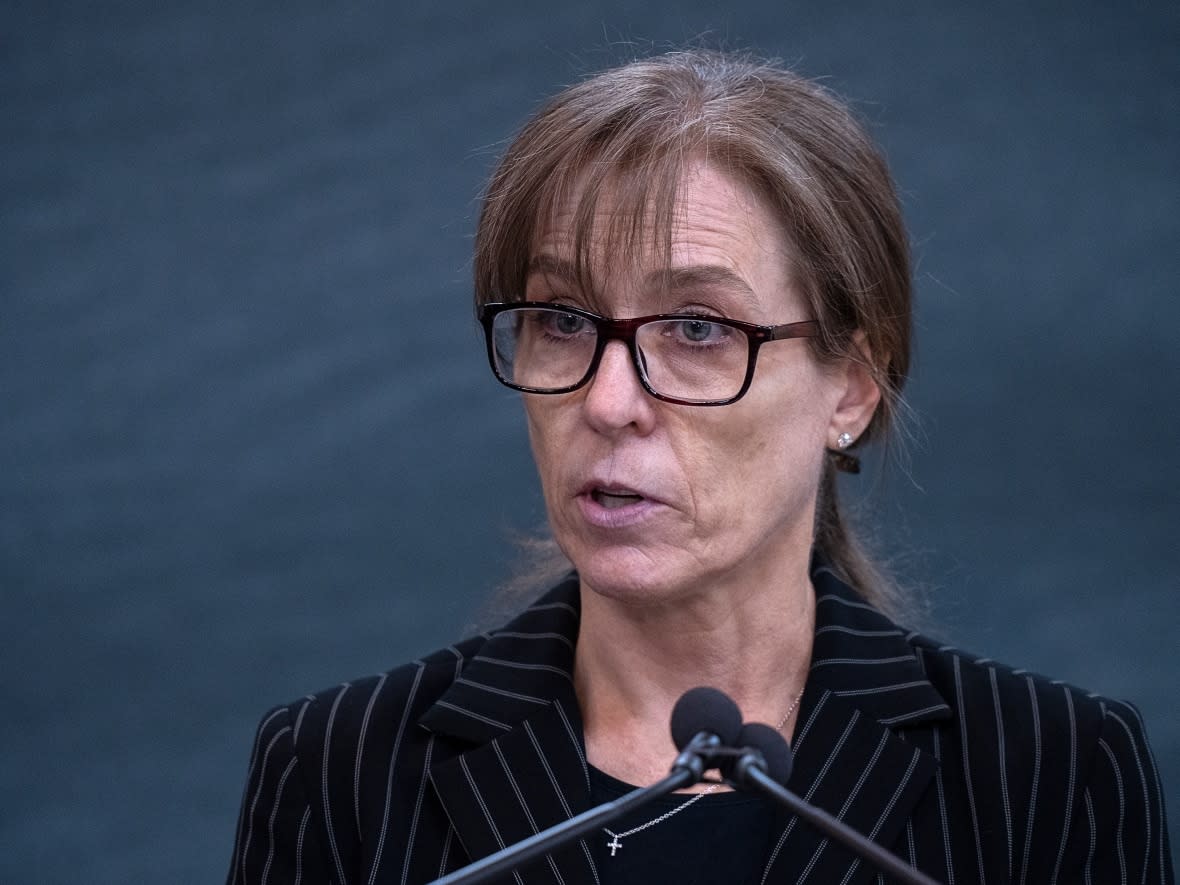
[726,721,793,784]
[669,686,743,779]
[725,715,940,885]
[670,685,744,749]
[427,687,737,885]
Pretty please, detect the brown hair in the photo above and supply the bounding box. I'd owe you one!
[474,49,912,611]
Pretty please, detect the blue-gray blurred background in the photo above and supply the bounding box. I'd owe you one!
[3,2,1177,882]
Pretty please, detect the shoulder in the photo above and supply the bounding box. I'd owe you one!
[904,632,1164,786]
[264,633,489,752]
[905,631,1152,758]
[227,634,504,883]
[907,633,1105,734]
[250,573,582,755]
[230,638,490,861]
[902,634,1172,881]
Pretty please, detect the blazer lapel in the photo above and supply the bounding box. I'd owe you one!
[419,578,599,885]
[762,566,953,884]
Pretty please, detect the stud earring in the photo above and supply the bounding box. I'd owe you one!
[836,432,854,449]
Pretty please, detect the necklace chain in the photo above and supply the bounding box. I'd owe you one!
[601,686,805,858]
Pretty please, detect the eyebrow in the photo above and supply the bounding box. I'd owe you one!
[644,265,760,308]
[526,254,577,281]
[526,255,760,309]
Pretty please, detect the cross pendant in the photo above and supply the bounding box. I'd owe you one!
[607,835,622,857]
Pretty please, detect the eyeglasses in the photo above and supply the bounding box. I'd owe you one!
[479,302,820,406]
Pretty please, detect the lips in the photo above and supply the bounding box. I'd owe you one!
[575,478,664,529]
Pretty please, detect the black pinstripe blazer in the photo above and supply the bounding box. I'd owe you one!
[226,566,1173,884]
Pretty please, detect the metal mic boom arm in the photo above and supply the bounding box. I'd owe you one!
[427,752,703,885]
[733,759,942,885]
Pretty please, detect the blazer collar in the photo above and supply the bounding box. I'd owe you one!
[420,566,953,884]
[420,576,599,884]
[806,563,951,727]
[418,573,583,744]
[758,564,952,883]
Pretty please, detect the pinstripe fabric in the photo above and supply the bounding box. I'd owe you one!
[226,568,1173,884]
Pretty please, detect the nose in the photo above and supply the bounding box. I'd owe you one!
[581,340,657,435]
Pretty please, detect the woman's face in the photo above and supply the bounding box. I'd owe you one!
[522,160,877,605]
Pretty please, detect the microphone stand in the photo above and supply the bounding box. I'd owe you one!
[732,759,941,885]
[428,737,716,885]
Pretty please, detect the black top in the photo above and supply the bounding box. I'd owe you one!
[588,765,775,885]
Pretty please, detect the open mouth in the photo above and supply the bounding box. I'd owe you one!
[591,489,645,510]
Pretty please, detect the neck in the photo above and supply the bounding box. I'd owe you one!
[574,555,815,786]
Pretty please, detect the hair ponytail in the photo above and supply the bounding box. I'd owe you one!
[815,456,900,614]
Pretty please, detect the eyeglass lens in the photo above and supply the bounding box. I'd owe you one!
[491,307,750,403]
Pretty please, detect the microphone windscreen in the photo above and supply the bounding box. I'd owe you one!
[734,722,794,784]
[670,686,743,750]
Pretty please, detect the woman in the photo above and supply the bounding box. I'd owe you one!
[227,50,1172,884]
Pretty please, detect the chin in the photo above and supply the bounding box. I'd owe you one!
[566,544,697,607]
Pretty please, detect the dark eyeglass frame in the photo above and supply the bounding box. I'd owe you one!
[479,301,821,406]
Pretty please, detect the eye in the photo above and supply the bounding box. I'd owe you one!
[667,317,732,346]
[553,312,587,335]
[680,319,720,342]
[533,308,591,339]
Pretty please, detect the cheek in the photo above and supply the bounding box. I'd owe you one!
[665,413,776,523]
[753,354,840,446]
[686,376,830,517]
[708,426,821,546]
[523,402,552,471]
[523,400,570,497]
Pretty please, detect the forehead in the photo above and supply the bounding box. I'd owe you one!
[529,160,799,316]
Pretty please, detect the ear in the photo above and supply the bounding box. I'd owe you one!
[827,331,882,448]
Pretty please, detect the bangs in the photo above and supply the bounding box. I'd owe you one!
[477,111,711,308]
[532,144,694,306]
[473,56,732,309]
